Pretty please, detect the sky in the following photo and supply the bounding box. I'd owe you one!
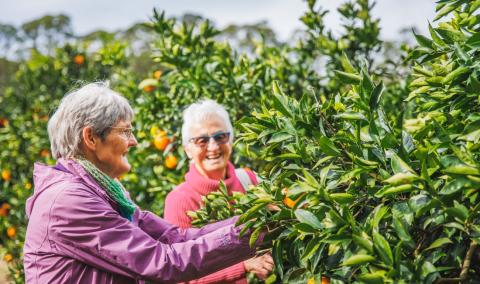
[0,0,437,41]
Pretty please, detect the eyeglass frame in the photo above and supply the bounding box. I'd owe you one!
[188,131,231,147]
[109,126,135,140]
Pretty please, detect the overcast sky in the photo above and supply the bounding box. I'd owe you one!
[0,0,436,41]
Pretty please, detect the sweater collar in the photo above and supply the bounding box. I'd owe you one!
[185,161,237,196]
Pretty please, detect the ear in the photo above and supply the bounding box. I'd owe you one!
[81,126,100,152]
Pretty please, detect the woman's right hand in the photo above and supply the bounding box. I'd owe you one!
[243,253,274,280]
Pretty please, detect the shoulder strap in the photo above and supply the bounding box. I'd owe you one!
[235,168,253,191]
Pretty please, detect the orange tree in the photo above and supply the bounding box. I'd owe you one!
[0,42,132,282]
[126,0,401,215]
[191,0,480,282]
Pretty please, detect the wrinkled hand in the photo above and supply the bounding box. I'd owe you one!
[244,253,274,280]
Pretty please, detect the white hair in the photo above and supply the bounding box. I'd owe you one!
[48,82,134,159]
[181,99,234,146]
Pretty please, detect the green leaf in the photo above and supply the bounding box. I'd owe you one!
[424,237,452,251]
[414,31,434,49]
[390,152,415,174]
[342,254,376,266]
[268,132,293,144]
[249,226,262,247]
[318,136,341,156]
[439,178,471,195]
[352,232,374,254]
[271,81,292,117]
[369,81,385,110]
[334,112,367,121]
[301,237,321,263]
[373,231,393,266]
[466,32,480,48]
[384,172,418,185]
[335,70,362,84]
[272,240,284,278]
[295,209,323,229]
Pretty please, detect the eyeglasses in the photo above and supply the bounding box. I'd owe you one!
[110,126,135,140]
[189,131,230,147]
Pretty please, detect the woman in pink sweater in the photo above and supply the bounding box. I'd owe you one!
[164,100,273,284]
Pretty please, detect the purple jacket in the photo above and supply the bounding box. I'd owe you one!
[24,159,256,284]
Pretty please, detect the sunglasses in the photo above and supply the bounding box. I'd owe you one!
[189,131,230,147]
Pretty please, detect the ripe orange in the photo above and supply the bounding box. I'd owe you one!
[322,276,330,284]
[40,149,50,158]
[3,253,12,262]
[0,118,8,128]
[73,54,85,65]
[143,85,155,92]
[1,170,11,182]
[154,134,170,151]
[0,203,10,217]
[153,70,162,80]
[283,196,297,208]
[6,227,16,238]
[165,154,178,169]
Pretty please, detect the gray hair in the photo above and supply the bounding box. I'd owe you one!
[181,99,234,146]
[48,82,134,159]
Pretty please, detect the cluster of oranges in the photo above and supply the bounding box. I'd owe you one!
[151,127,177,170]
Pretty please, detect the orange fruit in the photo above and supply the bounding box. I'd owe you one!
[282,188,306,209]
[40,149,50,158]
[154,135,170,151]
[0,118,8,128]
[3,253,13,262]
[0,203,10,217]
[1,170,11,181]
[6,227,16,238]
[307,278,315,284]
[73,54,85,65]
[153,70,162,80]
[143,85,155,92]
[322,276,330,284]
[165,154,178,169]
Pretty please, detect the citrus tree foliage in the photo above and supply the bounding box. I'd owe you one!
[0,43,131,283]
[192,0,480,282]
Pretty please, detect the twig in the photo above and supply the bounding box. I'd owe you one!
[435,240,477,284]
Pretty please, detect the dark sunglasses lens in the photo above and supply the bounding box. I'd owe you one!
[213,132,229,143]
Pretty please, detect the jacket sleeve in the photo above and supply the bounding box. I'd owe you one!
[48,185,256,283]
[136,208,240,243]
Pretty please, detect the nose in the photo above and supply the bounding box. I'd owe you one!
[206,137,220,150]
[128,135,138,147]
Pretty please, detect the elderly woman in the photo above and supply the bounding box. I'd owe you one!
[23,83,271,284]
[164,100,272,284]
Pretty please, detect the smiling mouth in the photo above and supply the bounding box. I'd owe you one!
[206,154,222,160]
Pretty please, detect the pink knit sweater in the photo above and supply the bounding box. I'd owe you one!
[164,161,257,284]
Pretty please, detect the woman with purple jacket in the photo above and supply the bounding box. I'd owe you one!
[23,82,273,284]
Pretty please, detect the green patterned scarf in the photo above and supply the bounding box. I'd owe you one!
[75,158,136,221]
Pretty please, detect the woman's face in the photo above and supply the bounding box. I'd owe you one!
[92,120,137,179]
[185,116,232,180]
